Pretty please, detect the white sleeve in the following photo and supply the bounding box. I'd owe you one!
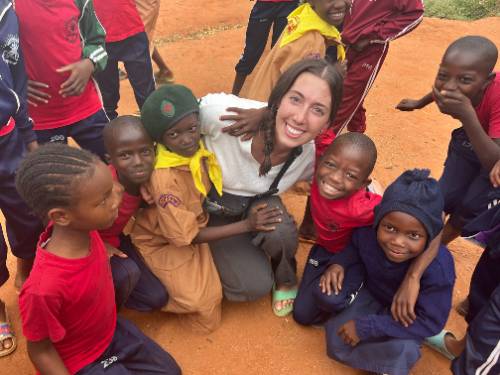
[298,142,316,183]
[199,93,267,136]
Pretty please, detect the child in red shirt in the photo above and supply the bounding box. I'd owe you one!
[16,144,180,375]
[100,115,168,312]
[15,0,109,159]
[93,0,156,119]
[293,132,381,325]
[397,36,500,244]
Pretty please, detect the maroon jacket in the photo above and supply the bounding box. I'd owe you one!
[342,0,424,45]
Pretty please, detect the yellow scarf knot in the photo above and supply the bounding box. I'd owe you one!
[154,142,223,197]
[280,3,345,62]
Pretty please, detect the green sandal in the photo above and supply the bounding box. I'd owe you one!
[272,285,297,317]
[424,330,456,360]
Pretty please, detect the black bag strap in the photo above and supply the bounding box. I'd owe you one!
[252,146,303,201]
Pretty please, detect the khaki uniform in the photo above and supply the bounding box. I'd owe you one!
[131,166,222,333]
[243,31,329,101]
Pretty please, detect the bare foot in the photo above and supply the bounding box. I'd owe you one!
[0,299,14,351]
[444,333,466,358]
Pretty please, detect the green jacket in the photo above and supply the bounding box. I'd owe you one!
[75,0,107,72]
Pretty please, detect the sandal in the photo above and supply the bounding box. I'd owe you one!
[272,284,297,317]
[0,307,17,357]
[424,330,456,360]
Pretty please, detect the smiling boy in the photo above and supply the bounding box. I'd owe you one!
[397,36,500,244]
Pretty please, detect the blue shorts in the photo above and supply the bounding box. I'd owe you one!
[439,128,499,228]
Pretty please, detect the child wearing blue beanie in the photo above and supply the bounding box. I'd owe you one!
[324,169,456,375]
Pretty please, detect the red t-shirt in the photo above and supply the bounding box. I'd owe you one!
[15,0,103,130]
[19,226,116,374]
[99,166,142,248]
[94,0,145,43]
[476,72,500,139]
[311,181,382,253]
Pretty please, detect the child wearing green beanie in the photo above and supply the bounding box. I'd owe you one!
[131,84,283,333]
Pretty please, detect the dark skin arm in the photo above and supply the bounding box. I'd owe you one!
[192,203,282,243]
[220,107,267,141]
[396,92,434,111]
[27,339,70,375]
[433,86,500,171]
[391,231,441,327]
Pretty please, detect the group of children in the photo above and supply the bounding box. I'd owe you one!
[0,0,499,374]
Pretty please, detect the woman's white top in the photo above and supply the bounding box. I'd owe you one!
[200,93,315,197]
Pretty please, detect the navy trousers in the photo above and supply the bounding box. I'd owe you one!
[293,245,364,326]
[235,1,298,75]
[35,109,109,160]
[111,235,168,311]
[452,246,500,375]
[326,288,421,375]
[439,128,499,229]
[0,128,44,287]
[76,317,181,374]
[95,32,155,120]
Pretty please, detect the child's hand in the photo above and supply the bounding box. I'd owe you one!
[27,80,51,106]
[57,58,94,97]
[105,244,128,259]
[396,98,421,111]
[490,160,500,188]
[220,107,266,141]
[245,203,283,232]
[432,86,475,120]
[26,141,39,153]
[140,184,155,205]
[391,275,419,327]
[337,320,360,346]
[352,38,370,52]
[319,264,344,296]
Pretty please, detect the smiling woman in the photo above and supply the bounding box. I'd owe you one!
[199,58,343,316]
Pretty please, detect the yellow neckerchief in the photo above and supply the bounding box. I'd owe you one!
[155,142,223,197]
[279,3,345,62]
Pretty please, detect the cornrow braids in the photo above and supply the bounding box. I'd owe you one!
[15,143,100,220]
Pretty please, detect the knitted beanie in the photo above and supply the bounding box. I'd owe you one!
[140,84,199,142]
[374,169,444,242]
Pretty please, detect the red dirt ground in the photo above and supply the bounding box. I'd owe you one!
[2,2,500,374]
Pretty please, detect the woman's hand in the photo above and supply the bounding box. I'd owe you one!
[245,203,283,232]
[220,107,267,141]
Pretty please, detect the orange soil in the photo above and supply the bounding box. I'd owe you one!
[2,2,500,374]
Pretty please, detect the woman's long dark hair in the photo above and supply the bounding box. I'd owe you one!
[259,58,344,176]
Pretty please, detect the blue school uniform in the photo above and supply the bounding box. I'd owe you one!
[452,200,500,375]
[0,0,43,286]
[326,227,455,375]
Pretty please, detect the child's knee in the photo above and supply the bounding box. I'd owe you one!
[111,256,141,291]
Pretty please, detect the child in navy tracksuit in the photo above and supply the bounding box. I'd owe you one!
[325,169,455,375]
[94,0,156,120]
[0,0,43,356]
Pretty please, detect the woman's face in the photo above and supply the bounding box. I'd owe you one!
[274,72,332,150]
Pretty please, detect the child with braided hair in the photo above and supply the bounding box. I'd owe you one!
[15,143,181,375]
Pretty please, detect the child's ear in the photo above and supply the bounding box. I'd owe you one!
[482,72,496,90]
[47,208,72,227]
[104,153,112,164]
[363,177,372,189]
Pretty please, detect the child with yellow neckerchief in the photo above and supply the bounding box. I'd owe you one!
[243,0,347,101]
[131,85,283,333]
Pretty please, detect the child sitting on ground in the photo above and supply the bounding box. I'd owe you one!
[293,132,382,325]
[16,144,181,375]
[131,84,283,333]
[326,169,455,375]
[397,35,500,245]
[99,116,168,312]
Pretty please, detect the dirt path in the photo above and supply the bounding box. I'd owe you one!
[2,2,500,374]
